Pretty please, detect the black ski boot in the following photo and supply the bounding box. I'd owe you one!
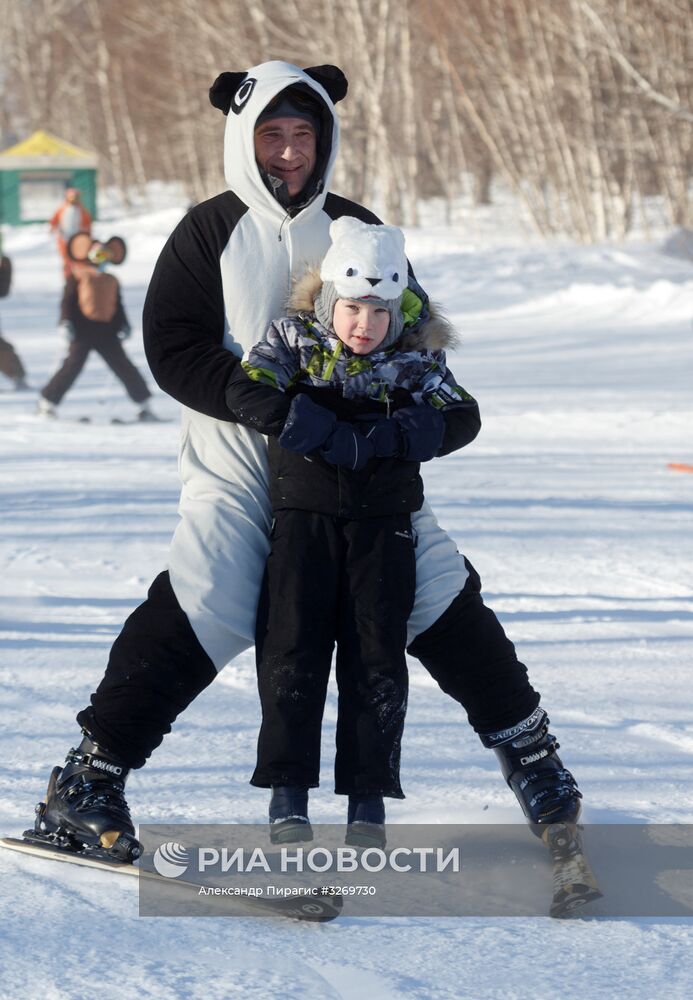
[269,786,312,844]
[345,794,386,849]
[30,732,141,862]
[480,707,582,833]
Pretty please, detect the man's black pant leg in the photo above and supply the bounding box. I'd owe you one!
[76,571,217,768]
[407,559,540,734]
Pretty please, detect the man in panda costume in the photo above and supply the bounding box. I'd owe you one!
[34,61,581,862]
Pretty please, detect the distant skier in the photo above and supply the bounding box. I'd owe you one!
[49,188,92,278]
[37,233,156,421]
[0,243,30,391]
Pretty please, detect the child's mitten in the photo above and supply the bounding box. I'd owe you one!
[279,393,336,453]
[392,405,445,461]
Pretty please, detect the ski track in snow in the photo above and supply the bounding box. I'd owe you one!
[1,208,693,998]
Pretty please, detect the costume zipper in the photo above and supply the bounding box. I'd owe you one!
[278,213,289,242]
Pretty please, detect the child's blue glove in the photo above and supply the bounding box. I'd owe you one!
[278,393,375,470]
[321,423,375,471]
[279,393,337,453]
[392,405,445,461]
[364,418,403,458]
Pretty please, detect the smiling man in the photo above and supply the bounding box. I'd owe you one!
[253,94,319,201]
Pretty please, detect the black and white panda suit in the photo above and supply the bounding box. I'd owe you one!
[76,61,539,769]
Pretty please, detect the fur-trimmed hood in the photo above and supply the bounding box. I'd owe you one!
[289,267,460,352]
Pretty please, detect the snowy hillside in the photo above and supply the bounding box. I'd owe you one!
[1,202,692,999]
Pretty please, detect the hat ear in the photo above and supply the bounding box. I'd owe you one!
[209,71,251,115]
[103,236,127,265]
[303,65,348,104]
[67,231,93,262]
[328,216,367,243]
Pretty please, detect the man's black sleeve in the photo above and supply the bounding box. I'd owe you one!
[224,365,292,436]
[438,398,482,456]
[143,194,246,420]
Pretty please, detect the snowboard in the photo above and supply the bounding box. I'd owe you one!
[0,836,342,923]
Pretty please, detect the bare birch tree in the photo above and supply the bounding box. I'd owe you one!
[0,0,690,238]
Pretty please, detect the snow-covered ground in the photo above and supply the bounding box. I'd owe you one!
[1,201,692,998]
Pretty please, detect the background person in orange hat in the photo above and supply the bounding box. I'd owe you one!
[49,187,92,278]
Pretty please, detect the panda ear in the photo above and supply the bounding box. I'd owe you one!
[303,65,348,104]
[209,72,249,115]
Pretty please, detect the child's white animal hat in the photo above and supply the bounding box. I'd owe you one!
[314,217,408,346]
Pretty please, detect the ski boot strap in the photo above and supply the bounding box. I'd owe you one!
[519,768,583,808]
[65,748,128,780]
[66,733,130,782]
[478,706,548,750]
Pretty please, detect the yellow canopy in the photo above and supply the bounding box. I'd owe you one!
[0,130,97,168]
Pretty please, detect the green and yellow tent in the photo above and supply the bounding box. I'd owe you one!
[0,130,97,225]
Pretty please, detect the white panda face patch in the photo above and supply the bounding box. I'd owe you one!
[320,217,408,301]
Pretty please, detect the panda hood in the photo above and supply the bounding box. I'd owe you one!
[209,61,346,222]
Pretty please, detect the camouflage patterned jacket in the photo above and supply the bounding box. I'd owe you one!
[225,270,481,518]
[241,270,471,413]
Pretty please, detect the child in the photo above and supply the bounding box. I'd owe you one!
[226,217,481,845]
[37,233,156,421]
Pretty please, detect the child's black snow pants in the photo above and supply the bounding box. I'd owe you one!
[77,560,539,770]
[250,509,416,798]
[41,333,150,405]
